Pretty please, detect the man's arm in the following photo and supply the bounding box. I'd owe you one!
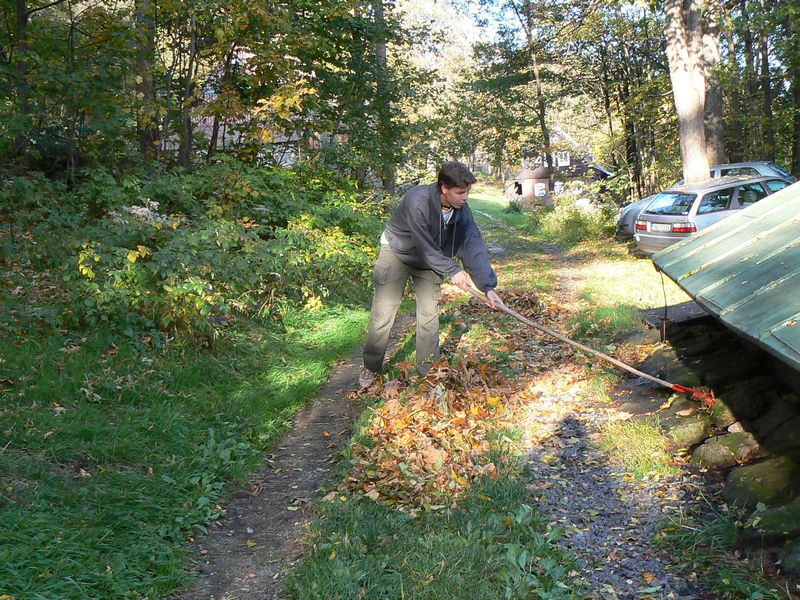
[455,210,498,292]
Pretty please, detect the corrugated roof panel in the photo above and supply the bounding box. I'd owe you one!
[722,277,800,333]
[698,244,800,309]
[653,181,800,373]
[679,229,800,293]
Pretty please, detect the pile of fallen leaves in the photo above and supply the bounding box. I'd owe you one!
[345,355,521,511]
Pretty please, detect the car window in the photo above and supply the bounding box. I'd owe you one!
[765,179,790,193]
[720,167,760,177]
[767,163,791,178]
[697,188,734,214]
[643,192,696,216]
[737,183,769,207]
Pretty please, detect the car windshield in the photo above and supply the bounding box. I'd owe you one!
[643,192,696,216]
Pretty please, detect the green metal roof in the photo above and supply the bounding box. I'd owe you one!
[653,181,800,373]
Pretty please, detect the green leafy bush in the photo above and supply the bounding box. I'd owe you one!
[534,187,616,246]
[11,158,383,343]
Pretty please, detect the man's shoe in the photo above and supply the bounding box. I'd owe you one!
[359,367,377,388]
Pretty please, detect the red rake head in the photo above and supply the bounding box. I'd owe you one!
[673,384,716,406]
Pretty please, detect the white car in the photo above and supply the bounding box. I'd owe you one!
[617,161,796,237]
[634,175,792,254]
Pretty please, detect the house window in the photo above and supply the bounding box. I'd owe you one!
[534,183,547,197]
[555,151,570,167]
[553,181,565,195]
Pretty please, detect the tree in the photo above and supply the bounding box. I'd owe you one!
[703,0,725,166]
[663,0,710,184]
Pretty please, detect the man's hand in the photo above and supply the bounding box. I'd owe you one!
[485,289,504,309]
[451,270,472,292]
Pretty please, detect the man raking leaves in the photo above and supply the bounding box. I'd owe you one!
[360,162,504,388]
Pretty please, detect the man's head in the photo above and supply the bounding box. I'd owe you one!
[437,161,476,209]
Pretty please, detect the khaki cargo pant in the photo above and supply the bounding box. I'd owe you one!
[363,245,442,376]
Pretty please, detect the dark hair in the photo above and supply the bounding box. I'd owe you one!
[437,161,477,189]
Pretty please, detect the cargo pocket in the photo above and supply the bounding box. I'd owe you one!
[373,264,390,286]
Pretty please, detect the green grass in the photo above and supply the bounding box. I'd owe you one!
[567,304,644,343]
[574,249,689,309]
[0,304,369,599]
[598,418,681,480]
[285,466,583,599]
[659,504,787,599]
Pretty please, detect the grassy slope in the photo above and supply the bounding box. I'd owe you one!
[0,300,369,598]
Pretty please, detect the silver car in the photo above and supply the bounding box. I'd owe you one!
[617,194,656,236]
[634,175,792,254]
[617,161,796,237]
[710,161,796,181]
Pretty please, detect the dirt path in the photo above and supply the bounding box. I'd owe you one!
[175,318,412,600]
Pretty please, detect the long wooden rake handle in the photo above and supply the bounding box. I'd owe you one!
[467,287,714,404]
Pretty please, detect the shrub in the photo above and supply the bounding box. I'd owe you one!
[48,158,383,343]
[535,186,616,246]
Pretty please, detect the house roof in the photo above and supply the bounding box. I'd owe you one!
[652,181,800,373]
[515,166,552,180]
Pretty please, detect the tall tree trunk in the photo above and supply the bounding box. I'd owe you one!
[135,0,159,160]
[13,0,29,155]
[374,0,395,194]
[723,18,744,162]
[531,51,553,172]
[703,0,726,165]
[179,12,197,170]
[740,0,761,156]
[792,73,800,175]
[787,4,800,175]
[599,46,615,144]
[759,0,775,160]
[664,0,710,184]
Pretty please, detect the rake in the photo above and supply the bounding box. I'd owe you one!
[468,288,715,405]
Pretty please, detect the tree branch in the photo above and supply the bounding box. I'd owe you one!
[27,0,69,17]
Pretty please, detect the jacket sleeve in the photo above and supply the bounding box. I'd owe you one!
[456,211,498,292]
[405,202,463,278]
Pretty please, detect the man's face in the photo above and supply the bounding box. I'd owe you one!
[440,184,471,209]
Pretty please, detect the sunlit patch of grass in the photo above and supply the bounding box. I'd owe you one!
[575,252,689,309]
[598,418,681,479]
[658,504,786,599]
[568,304,643,341]
[583,365,622,402]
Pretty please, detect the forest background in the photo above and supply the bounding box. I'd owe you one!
[3,0,800,335]
[1,0,800,597]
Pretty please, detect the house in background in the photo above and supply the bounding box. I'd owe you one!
[506,129,614,205]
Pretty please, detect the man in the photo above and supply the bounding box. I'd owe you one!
[360,161,504,388]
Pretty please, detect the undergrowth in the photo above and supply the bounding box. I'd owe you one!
[0,158,378,598]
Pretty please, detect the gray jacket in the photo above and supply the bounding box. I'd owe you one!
[382,183,498,292]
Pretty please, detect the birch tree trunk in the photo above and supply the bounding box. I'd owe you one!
[664,0,710,184]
